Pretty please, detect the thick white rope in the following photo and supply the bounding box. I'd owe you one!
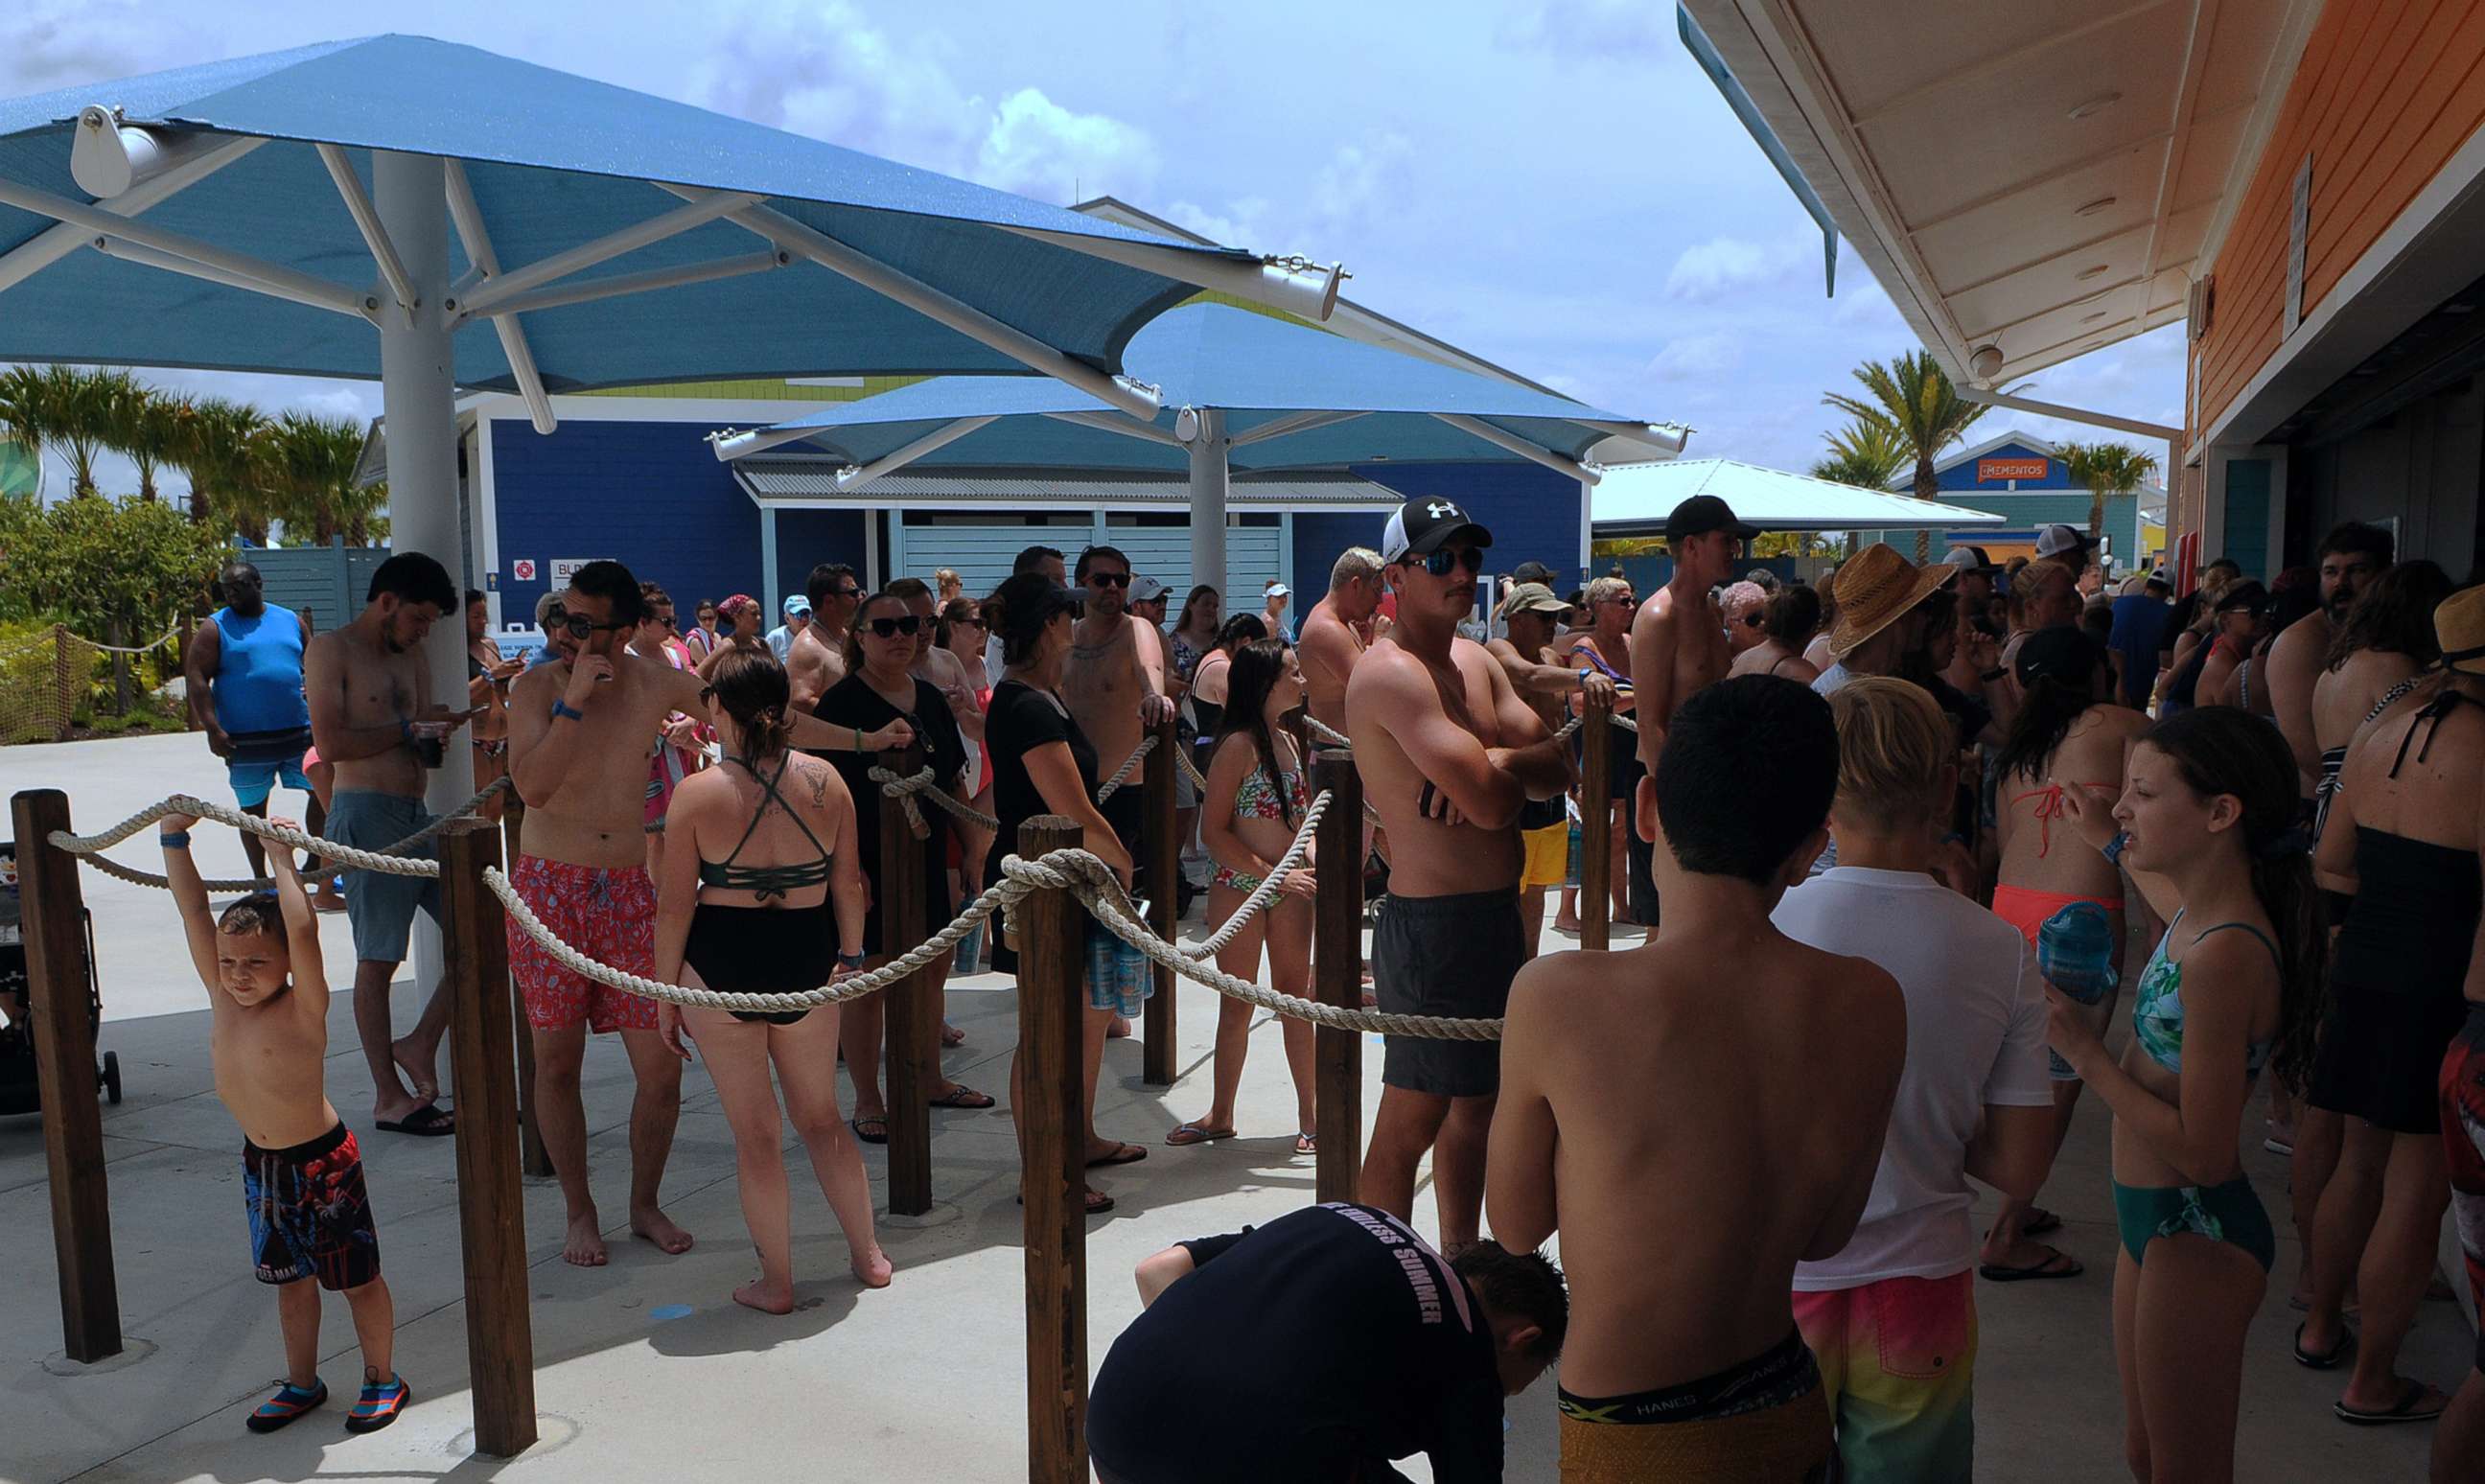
[1186,789,1329,960]
[1091,733,1156,802]
[48,780,513,891]
[870,765,1000,832]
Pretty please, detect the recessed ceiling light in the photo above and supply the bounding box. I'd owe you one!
[2075,197,2118,217]
[2077,264,2111,280]
[2068,91,2124,120]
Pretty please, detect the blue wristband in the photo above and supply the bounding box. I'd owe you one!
[159,830,191,849]
[550,699,585,722]
[2103,830,2129,866]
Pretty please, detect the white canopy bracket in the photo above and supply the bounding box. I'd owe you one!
[449,248,787,327]
[1043,409,1181,446]
[833,416,999,493]
[1434,412,1601,486]
[1000,225,1347,323]
[664,185,1166,422]
[442,159,556,435]
[314,143,418,318]
[0,175,377,320]
[0,134,263,297]
[710,423,829,462]
[69,109,229,198]
[453,188,763,319]
[1225,409,1369,450]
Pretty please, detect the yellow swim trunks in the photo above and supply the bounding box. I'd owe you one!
[1521,821,1568,891]
[1557,1331,1835,1482]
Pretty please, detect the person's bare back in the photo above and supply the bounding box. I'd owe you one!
[1495,932,1901,1394]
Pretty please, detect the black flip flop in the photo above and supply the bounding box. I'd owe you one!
[2292,1323,2356,1371]
[1978,1250,2083,1283]
[376,1103,455,1137]
[850,1115,890,1146]
[2022,1208,2062,1238]
[2334,1379,2447,1426]
[1085,1142,1148,1168]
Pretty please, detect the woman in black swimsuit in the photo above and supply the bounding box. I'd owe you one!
[651,647,891,1310]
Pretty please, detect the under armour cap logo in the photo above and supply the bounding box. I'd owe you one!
[1427,501,1459,519]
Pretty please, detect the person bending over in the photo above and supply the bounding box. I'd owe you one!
[158,813,408,1435]
[1488,674,1906,1483]
[652,647,892,1309]
[1090,1202,1565,1482]
[1774,678,2055,1481]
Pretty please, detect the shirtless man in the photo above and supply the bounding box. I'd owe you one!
[1348,499,1573,1250]
[1298,547,1384,739]
[1568,576,1639,925]
[1624,495,1754,923]
[466,590,523,824]
[1487,581,1616,953]
[1488,674,1906,1479]
[305,552,472,1137]
[2263,522,2393,800]
[506,560,909,1266]
[785,563,863,710]
[1062,545,1175,877]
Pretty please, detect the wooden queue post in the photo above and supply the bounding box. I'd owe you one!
[10,789,122,1363]
[1141,710,1178,1086]
[878,742,937,1217]
[1579,689,1613,952]
[1015,816,1089,1484]
[497,795,553,1179]
[1311,751,1364,1204]
[435,819,537,1457]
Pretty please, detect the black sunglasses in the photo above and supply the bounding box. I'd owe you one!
[1740,613,1765,628]
[1420,546,1486,577]
[1086,571,1131,589]
[546,605,633,639]
[868,615,925,638]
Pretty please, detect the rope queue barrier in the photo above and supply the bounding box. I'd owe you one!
[1181,787,1329,962]
[1090,732,1156,802]
[870,764,1000,834]
[48,778,515,891]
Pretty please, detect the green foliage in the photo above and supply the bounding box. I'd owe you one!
[262,411,386,545]
[1822,350,1990,500]
[0,491,221,638]
[2057,441,2162,541]
[1808,419,1912,491]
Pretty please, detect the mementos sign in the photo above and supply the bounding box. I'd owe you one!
[1977,456,2051,482]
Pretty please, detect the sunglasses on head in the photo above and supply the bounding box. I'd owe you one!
[867,614,925,638]
[1086,571,1130,589]
[1420,546,1485,577]
[546,605,634,639]
[1741,613,1764,628]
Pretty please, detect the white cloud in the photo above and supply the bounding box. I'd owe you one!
[1644,333,1742,381]
[974,87,1159,203]
[1165,198,1267,247]
[1309,132,1414,231]
[0,1,215,96]
[1663,233,1816,302]
[1498,0,1679,58]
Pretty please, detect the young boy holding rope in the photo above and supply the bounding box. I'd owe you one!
[157,811,408,1435]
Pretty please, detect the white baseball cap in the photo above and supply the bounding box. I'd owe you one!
[2034,523,2093,560]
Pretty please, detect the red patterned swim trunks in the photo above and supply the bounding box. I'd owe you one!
[506,851,659,1033]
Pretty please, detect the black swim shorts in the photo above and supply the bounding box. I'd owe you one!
[1372,888,1525,1098]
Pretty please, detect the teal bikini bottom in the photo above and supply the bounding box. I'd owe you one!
[2111,1176,2275,1274]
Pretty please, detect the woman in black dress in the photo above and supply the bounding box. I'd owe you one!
[813,591,991,1143]
[986,573,1141,1214]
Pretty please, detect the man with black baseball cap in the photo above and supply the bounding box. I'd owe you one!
[1352,496,1574,1251]
[1620,496,1759,925]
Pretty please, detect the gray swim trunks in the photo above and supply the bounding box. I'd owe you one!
[323,789,441,963]
[1372,887,1524,1098]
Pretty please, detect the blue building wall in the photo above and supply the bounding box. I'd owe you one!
[1314,462,1583,586]
[491,418,865,620]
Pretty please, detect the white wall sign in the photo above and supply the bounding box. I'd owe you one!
[548,558,609,587]
[510,558,537,581]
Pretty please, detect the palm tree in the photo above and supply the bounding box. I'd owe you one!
[100,377,197,502]
[264,411,385,545]
[172,396,269,532]
[1808,419,1911,490]
[35,364,130,497]
[2059,441,2162,546]
[1823,350,1990,559]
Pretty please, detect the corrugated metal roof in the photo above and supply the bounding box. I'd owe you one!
[1592,459,2007,534]
[734,460,1404,510]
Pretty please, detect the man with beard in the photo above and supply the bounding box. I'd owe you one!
[305,553,473,1137]
[187,559,340,905]
[506,560,911,1267]
[786,562,864,709]
[2265,522,2395,801]
[1625,495,1757,923]
[1062,545,1175,878]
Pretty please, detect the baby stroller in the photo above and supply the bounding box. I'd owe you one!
[0,841,121,1115]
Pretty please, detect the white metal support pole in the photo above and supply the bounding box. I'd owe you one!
[1188,408,1228,607]
[761,506,780,620]
[375,151,470,993]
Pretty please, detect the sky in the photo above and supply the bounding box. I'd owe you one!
[2,0,2186,502]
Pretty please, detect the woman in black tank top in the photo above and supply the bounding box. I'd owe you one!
[650,647,892,1306]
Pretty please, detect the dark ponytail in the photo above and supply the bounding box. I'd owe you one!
[708,645,794,759]
[2142,707,2326,1087]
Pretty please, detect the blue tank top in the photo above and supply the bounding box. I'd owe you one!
[210,604,310,736]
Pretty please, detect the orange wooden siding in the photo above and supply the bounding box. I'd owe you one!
[2192,0,2485,436]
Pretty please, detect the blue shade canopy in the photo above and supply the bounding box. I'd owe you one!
[729,304,1684,475]
[0,35,1332,401]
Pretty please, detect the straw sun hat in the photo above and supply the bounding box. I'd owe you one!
[1827,543,1957,661]
[2439,585,2485,676]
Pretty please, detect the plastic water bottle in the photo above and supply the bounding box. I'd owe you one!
[954,919,985,976]
[2038,901,2118,1079]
